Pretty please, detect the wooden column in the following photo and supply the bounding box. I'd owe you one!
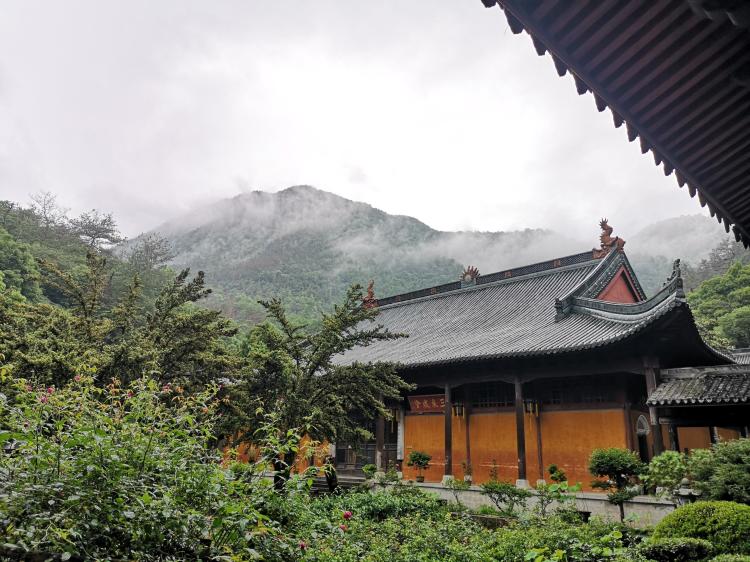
[464,386,472,477]
[514,379,527,482]
[535,406,544,482]
[444,384,453,477]
[709,426,718,444]
[623,402,635,451]
[668,424,680,452]
[643,360,665,456]
[375,415,385,470]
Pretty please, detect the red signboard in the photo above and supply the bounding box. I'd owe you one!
[408,394,445,413]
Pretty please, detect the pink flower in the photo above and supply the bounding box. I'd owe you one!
[25,385,33,392]
[46,387,54,394]
[74,375,82,382]
[342,510,353,520]
[39,395,49,404]
[339,524,347,532]
[298,541,307,550]
[127,391,134,398]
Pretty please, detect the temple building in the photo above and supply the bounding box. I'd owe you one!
[339,222,750,487]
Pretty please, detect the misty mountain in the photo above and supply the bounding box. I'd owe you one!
[149,186,581,323]
[148,186,730,324]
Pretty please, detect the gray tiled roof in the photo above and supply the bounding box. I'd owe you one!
[731,348,750,365]
[341,250,688,368]
[648,366,750,406]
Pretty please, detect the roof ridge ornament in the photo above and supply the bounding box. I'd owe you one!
[592,218,626,259]
[664,259,685,298]
[363,280,377,309]
[460,266,480,288]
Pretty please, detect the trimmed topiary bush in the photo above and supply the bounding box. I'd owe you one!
[652,501,750,555]
[638,537,714,562]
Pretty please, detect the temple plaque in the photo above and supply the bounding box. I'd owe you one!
[408,394,445,413]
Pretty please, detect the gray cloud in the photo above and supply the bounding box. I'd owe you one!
[0,0,719,245]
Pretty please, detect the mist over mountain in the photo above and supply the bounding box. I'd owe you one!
[147,185,730,323]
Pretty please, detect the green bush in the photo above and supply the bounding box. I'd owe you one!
[638,537,714,562]
[652,501,750,555]
[689,439,750,504]
[588,448,644,521]
[641,451,687,495]
[0,375,298,560]
[711,556,750,562]
[361,463,377,478]
[480,480,532,516]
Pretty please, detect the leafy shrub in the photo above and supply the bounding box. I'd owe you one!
[641,451,687,495]
[489,518,642,562]
[638,537,714,562]
[534,481,581,517]
[711,556,750,562]
[315,486,444,522]
[443,476,470,507]
[652,501,750,555]
[480,480,532,516]
[0,375,295,560]
[588,448,644,521]
[689,439,750,504]
[548,463,567,483]
[361,463,377,478]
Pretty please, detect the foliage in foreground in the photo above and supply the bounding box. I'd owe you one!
[638,537,714,562]
[0,374,295,560]
[652,501,750,555]
[297,487,645,562]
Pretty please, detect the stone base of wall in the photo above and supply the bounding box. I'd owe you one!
[396,481,675,528]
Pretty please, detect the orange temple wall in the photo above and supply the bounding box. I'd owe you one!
[403,408,629,490]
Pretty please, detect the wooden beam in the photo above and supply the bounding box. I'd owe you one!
[444,384,453,476]
[375,415,385,470]
[624,402,635,451]
[464,386,472,478]
[535,406,544,482]
[668,424,680,452]
[644,359,665,456]
[514,378,527,482]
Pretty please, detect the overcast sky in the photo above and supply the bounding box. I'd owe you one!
[0,1,715,240]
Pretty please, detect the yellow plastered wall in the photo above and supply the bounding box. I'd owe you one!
[404,408,628,489]
[541,409,627,489]
[403,413,445,481]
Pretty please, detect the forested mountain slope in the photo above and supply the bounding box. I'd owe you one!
[150,186,581,323]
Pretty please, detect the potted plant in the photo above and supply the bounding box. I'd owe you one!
[407,450,431,482]
[462,461,473,483]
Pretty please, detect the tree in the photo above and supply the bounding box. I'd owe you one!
[0,226,43,301]
[29,191,67,232]
[220,284,411,483]
[69,209,124,248]
[126,232,175,272]
[2,250,239,388]
[689,262,750,348]
[588,448,644,522]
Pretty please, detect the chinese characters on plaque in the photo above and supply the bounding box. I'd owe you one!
[408,394,446,413]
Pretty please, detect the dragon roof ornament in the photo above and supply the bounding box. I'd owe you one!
[363,280,377,309]
[592,218,626,258]
[460,266,480,287]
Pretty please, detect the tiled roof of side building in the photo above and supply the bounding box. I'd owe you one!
[340,249,701,368]
[731,348,750,365]
[647,365,750,406]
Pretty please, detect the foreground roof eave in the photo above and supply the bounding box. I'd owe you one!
[481,0,750,248]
